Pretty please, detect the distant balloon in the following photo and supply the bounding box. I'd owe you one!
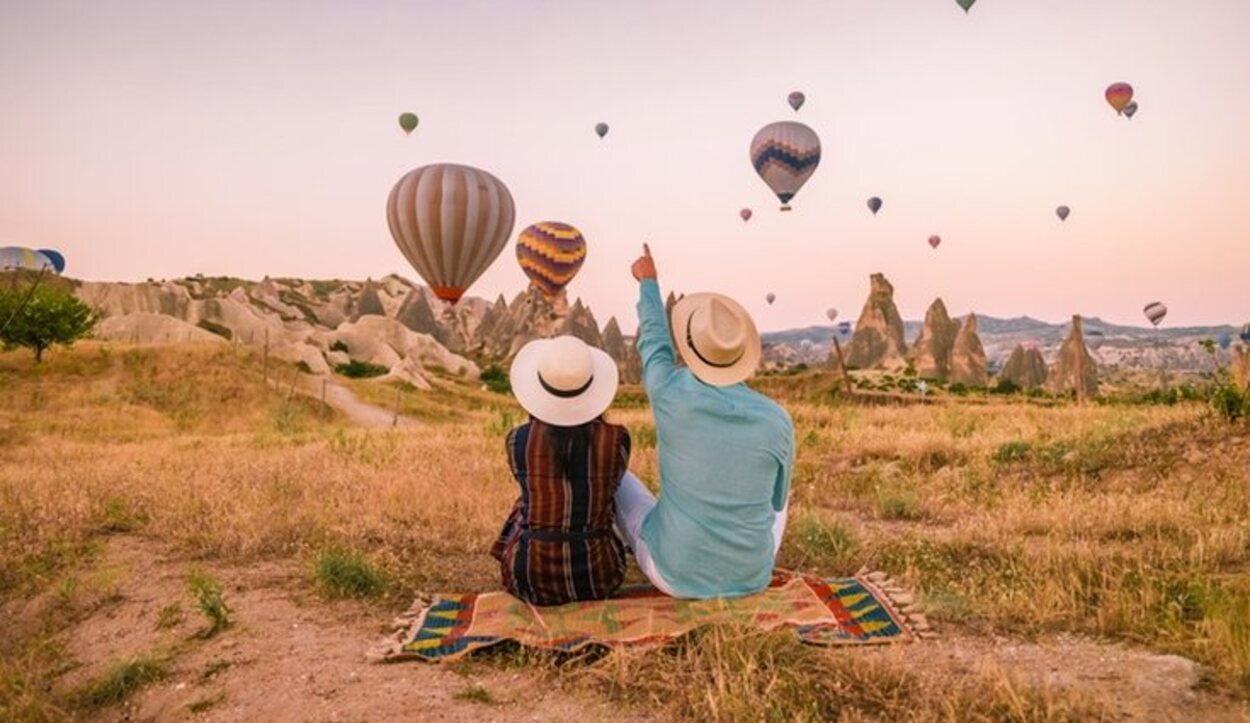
[928,235,942,250]
[1241,323,1250,344]
[1105,83,1134,115]
[594,122,609,139]
[516,222,587,298]
[1143,301,1168,327]
[867,197,883,215]
[837,321,853,337]
[766,293,776,305]
[826,308,838,322]
[36,249,66,273]
[1124,101,1139,119]
[1217,332,1233,351]
[386,163,516,305]
[740,208,753,223]
[787,91,806,112]
[1056,205,1071,222]
[398,113,418,135]
[1086,330,1105,351]
[750,121,821,211]
[956,0,976,12]
[0,247,56,273]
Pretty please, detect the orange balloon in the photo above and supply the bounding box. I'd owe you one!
[1105,83,1134,115]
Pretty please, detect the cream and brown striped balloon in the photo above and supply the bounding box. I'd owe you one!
[386,164,515,304]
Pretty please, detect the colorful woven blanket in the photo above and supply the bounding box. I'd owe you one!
[371,570,929,663]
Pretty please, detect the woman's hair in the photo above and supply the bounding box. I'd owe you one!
[534,415,604,470]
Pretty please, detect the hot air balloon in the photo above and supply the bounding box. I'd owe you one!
[740,208,753,223]
[766,293,776,305]
[595,122,609,139]
[1217,332,1233,351]
[825,308,838,322]
[0,247,56,273]
[36,249,65,273]
[837,321,852,337]
[1143,302,1168,327]
[516,222,587,298]
[956,0,976,12]
[750,121,821,211]
[928,235,942,249]
[867,197,883,215]
[1124,101,1139,119]
[1106,83,1134,115]
[1240,323,1250,344]
[398,113,418,135]
[386,164,516,305]
[787,91,805,112]
[1086,330,1106,351]
[1056,206,1071,222]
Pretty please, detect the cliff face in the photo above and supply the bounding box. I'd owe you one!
[845,273,907,370]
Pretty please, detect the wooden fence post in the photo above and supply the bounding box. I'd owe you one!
[263,329,270,382]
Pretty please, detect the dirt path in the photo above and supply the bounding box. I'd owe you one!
[34,536,650,723]
[318,380,410,429]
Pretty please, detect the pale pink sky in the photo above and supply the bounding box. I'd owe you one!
[1,1,1248,330]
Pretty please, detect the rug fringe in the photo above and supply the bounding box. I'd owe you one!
[856,570,937,641]
[367,593,434,663]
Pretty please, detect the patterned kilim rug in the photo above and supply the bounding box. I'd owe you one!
[371,569,930,663]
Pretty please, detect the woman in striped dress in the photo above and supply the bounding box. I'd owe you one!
[491,336,630,605]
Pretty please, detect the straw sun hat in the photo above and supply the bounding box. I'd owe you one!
[510,335,620,427]
[670,293,761,387]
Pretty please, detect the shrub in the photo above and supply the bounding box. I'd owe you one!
[480,364,510,394]
[0,282,100,362]
[196,319,233,340]
[78,655,167,708]
[329,340,349,353]
[992,378,1021,395]
[335,360,388,379]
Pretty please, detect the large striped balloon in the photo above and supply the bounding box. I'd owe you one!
[0,247,56,273]
[516,222,587,297]
[1143,301,1168,327]
[386,164,515,304]
[750,121,821,211]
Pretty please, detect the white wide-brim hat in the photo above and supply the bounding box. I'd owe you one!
[510,335,620,427]
[671,293,761,387]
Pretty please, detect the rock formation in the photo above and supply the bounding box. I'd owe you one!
[845,273,907,370]
[95,313,226,346]
[326,316,479,384]
[601,316,641,384]
[1048,316,1099,397]
[352,279,386,319]
[950,314,989,386]
[909,298,960,380]
[562,299,603,349]
[998,344,1048,389]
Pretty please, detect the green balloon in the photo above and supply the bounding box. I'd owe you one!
[398,113,419,135]
[956,0,975,11]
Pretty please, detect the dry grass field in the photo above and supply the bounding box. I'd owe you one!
[2,343,1249,721]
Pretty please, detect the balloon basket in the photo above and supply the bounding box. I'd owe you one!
[780,205,792,212]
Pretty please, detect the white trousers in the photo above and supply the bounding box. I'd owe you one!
[614,471,788,597]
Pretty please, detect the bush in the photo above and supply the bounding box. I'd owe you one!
[335,360,388,379]
[196,319,233,340]
[0,282,99,362]
[329,340,349,353]
[481,364,510,394]
[78,655,167,708]
[991,378,1021,395]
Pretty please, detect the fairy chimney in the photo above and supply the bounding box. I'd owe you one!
[909,298,961,380]
[845,273,908,370]
[949,313,989,387]
[1048,316,1099,396]
[999,344,1049,389]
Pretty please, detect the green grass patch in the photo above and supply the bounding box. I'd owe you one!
[453,684,498,705]
[313,548,388,600]
[78,655,167,709]
[187,568,231,638]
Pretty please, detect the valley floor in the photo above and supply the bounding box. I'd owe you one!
[3,343,1249,721]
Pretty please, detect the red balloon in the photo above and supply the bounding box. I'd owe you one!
[928,235,941,250]
[1105,83,1134,114]
[740,208,752,222]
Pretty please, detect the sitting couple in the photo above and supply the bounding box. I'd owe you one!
[491,244,795,604]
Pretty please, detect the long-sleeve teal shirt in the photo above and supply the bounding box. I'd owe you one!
[635,279,795,598]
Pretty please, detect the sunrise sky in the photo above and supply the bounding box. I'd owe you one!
[1,0,1247,331]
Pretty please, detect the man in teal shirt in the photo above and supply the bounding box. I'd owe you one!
[615,245,795,598]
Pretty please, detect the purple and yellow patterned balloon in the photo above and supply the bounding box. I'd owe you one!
[516,222,588,298]
[750,121,821,211]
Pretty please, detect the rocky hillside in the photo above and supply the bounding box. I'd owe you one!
[70,274,642,386]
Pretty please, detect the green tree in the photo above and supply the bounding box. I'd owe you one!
[0,283,99,362]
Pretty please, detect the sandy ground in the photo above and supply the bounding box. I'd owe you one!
[8,534,1245,722]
